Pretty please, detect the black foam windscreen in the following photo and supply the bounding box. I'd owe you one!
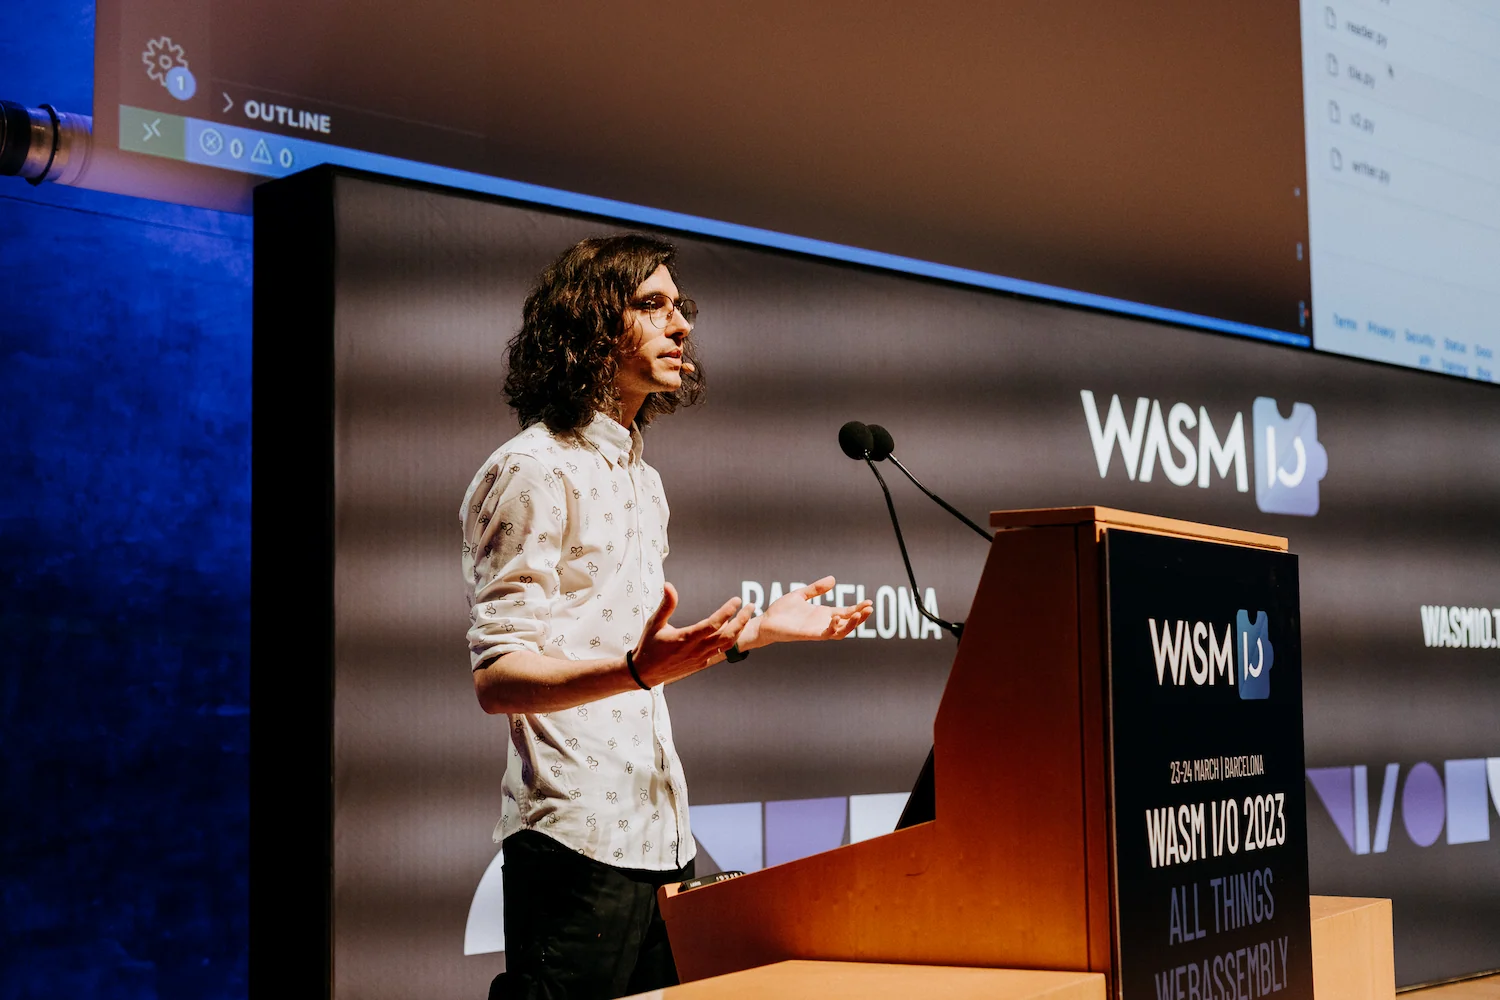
[837,420,873,460]
[868,424,895,462]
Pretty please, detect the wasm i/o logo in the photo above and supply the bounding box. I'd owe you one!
[1148,611,1273,699]
[1251,399,1328,517]
[1236,610,1273,700]
[1082,391,1328,516]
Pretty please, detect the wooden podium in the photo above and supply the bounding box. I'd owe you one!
[660,507,1319,997]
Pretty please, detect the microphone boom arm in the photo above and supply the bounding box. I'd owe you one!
[866,458,964,641]
[886,455,993,542]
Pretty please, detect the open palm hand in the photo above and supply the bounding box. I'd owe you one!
[749,577,873,647]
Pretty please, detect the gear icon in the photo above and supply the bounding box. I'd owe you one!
[142,36,188,88]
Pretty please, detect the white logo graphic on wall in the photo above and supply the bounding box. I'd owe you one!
[1081,391,1328,516]
[1419,605,1500,649]
[742,581,944,640]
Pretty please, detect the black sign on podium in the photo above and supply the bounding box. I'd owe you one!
[1106,529,1313,1000]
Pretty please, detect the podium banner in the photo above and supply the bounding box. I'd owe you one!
[1107,530,1313,999]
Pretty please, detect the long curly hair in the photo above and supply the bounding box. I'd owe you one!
[504,234,705,434]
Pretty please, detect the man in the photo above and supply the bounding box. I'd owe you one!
[460,233,872,1000]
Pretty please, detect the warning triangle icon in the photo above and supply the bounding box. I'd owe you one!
[251,139,273,165]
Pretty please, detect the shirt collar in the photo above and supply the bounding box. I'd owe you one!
[580,411,644,468]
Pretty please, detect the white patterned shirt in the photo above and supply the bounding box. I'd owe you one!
[460,412,693,870]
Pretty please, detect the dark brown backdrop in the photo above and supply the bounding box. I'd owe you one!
[253,170,1498,998]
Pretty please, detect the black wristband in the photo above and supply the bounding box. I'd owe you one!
[724,643,751,663]
[625,649,650,690]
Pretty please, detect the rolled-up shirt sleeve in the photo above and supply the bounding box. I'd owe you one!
[462,454,566,669]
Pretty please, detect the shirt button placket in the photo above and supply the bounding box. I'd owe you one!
[628,457,659,864]
[649,686,681,866]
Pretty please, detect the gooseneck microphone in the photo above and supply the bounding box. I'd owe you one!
[867,424,993,542]
[837,420,874,462]
[839,421,965,641]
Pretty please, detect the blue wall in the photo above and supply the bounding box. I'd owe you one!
[1,5,252,997]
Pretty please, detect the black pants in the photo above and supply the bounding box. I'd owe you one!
[490,830,695,1000]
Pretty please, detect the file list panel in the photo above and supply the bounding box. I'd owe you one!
[1303,0,1500,382]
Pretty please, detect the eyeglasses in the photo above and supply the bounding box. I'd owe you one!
[631,293,697,329]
